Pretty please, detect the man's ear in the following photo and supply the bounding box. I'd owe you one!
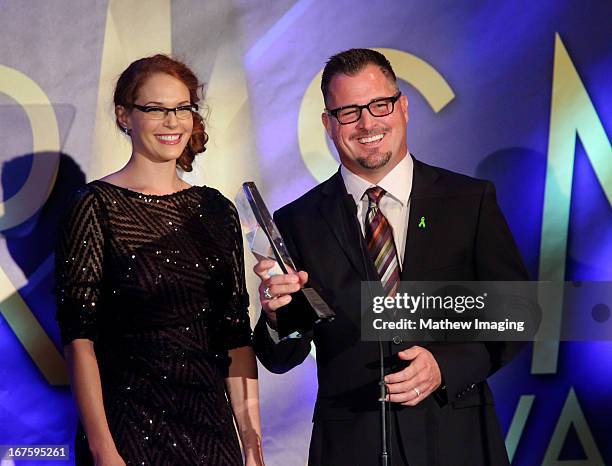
[322,112,333,137]
[400,94,409,123]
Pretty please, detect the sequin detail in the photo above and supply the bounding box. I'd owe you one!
[55,182,251,465]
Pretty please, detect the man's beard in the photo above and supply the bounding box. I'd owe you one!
[356,150,392,170]
[350,126,393,170]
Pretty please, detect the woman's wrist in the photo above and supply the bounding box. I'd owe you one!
[241,430,263,451]
[243,437,264,466]
[88,433,119,457]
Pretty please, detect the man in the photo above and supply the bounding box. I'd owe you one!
[253,49,528,466]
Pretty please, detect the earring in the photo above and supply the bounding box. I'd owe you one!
[122,126,131,135]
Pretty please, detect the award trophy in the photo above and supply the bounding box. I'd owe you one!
[235,182,335,339]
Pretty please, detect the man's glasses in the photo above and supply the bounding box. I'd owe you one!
[326,92,402,125]
[132,104,199,120]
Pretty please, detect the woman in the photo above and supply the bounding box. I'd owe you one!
[56,55,264,465]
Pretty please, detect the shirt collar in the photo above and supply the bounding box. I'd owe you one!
[341,153,413,205]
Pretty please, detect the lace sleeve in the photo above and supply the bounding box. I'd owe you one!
[55,187,106,346]
[219,196,252,350]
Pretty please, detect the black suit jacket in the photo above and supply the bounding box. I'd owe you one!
[254,158,529,466]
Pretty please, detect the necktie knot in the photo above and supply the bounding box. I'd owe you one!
[365,186,386,207]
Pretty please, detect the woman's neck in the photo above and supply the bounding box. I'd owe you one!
[101,154,190,195]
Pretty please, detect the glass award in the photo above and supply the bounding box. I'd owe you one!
[236,182,335,339]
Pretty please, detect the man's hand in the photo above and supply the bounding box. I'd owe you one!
[384,346,442,406]
[253,259,308,328]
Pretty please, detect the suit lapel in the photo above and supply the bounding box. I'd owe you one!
[401,158,442,280]
[318,171,376,281]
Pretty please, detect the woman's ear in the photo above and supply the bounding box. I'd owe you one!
[115,105,131,133]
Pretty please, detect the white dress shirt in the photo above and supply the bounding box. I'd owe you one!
[341,154,413,269]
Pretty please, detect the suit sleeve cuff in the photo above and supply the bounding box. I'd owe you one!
[266,321,281,344]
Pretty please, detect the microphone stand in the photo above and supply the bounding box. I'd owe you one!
[379,339,390,466]
[343,194,390,466]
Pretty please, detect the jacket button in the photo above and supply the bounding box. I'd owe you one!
[392,336,403,345]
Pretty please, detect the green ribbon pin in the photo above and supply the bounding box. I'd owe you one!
[418,216,426,229]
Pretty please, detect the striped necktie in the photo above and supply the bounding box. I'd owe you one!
[365,187,400,296]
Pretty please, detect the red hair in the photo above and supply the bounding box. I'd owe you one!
[114,54,208,172]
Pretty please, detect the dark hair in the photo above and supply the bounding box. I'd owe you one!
[321,48,398,105]
[113,54,208,172]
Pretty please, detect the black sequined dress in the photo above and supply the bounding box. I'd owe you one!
[55,181,251,465]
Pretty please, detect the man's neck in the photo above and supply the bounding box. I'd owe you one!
[344,152,408,185]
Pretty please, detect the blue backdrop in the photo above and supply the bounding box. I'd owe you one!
[0,1,610,465]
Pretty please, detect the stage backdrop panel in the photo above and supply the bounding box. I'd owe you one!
[1,1,610,465]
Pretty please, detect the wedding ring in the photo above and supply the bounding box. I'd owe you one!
[263,287,273,299]
[413,387,421,397]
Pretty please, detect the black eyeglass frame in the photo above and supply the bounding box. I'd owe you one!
[326,92,402,125]
[131,103,199,119]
